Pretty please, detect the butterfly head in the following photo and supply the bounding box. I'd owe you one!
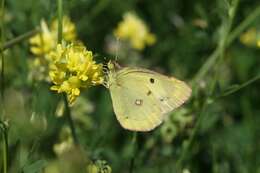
[107,60,115,71]
[103,60,121,88]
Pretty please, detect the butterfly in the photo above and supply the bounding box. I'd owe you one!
[104,61,191,132]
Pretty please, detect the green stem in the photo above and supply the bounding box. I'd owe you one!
[57,0,77,146]
[191,47,221,85]
[0,1,8,171]
[57,0,78,145]
[227,5,260,46]
[57,0,63,44]
[0,0,5,112]
[0,28,40,52]
[57,0,78,146]
[129,132,137,173]
[219,74,260,98]
[0,122,8,173]
[176,103,207,169]
[63,94,79,145]
[178,0,240,169]
[192,3,260,85]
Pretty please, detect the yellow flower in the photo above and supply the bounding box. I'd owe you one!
[240,27,260,48]
[49,43,104,105]
[51,16,77,42]
[29,16,77,57]
[114,12,156,50]
[29,20,56,56]
[29,16,79,82]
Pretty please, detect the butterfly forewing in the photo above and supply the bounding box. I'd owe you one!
[117,68,191,111]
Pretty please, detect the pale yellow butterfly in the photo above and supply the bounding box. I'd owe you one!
[104,61,191,132]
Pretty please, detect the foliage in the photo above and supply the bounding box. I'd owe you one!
[0,0,260,173]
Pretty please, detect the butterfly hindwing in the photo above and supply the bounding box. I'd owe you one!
[109,76,163,131]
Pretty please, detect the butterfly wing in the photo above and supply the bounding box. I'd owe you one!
[109,67,191,131]
[109,78,163,131]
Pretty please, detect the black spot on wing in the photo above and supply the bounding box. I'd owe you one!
[147,90,152,96]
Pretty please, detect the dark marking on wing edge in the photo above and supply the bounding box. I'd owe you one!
[135,99,143,106]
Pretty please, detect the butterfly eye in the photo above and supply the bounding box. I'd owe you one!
[150,78,155,83]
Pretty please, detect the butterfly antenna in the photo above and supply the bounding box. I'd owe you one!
[103,57,108,66]
[113,37,122,69]
[115,37,119,62]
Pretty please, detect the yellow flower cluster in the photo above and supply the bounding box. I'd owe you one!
[28,16,77,82]
[240,27,260,48]
[30,16,77,56]
[30,20,56,56]
[49,43,104,104]
[114,12,156,50]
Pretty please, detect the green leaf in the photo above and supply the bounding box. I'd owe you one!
[22,160,47,173]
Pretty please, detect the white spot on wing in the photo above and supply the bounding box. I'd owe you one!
[135,99,143,106]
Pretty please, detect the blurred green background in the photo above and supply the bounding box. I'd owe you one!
[0,0,260,173]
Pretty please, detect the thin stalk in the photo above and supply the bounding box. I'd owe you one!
[129,132,138,173]
[63,94,79,145]
[0,28,40,52]
[2,133,8,173]
[191,48,221,85]
[227,5,260,46]
[0,0,5,111]
[0,1,8,172]
[176,103,207,169]
[57,0,63,44]
[57,0,78,145]
[218,74,260,98]
[0,122,8,173]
